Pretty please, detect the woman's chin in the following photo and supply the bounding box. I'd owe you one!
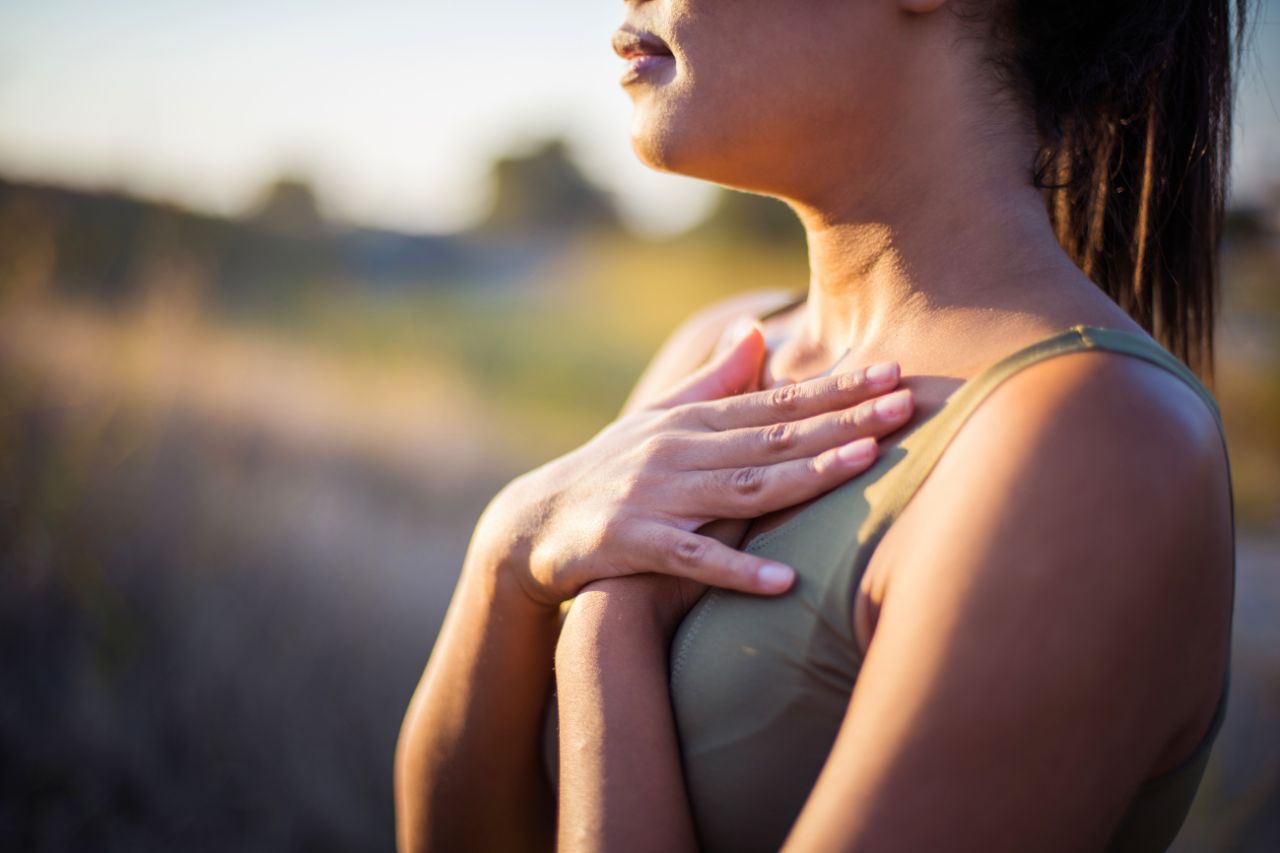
[628,118,722,182]
[630,133,765,200]
[628,125,683,175]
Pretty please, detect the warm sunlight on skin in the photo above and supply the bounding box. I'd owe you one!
[556,0,1235,849]
[0,1,1272,850]
[620,0,951,198]
[395,0,1240,850]
[613,0,1136,378]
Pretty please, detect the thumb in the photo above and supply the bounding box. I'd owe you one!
[655,318,767,409]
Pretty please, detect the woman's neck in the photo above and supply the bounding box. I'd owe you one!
[740,31,1137,383]
[777,171,1106,379]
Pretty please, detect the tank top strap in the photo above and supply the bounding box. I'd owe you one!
[846,323,1235,732]
[862,324,1227,542]
[1074,325,1225,434]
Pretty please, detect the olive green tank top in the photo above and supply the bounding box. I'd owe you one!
[544,304,1235,852]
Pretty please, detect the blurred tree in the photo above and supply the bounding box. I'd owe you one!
[690,188,806,249]
[480,139,619,236]
[232,175,336,312]
[0,182,61,303]
[247,176,328,238]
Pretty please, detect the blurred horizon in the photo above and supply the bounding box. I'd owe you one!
[1,0,1278,237]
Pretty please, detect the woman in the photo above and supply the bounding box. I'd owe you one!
[396,0,1246,850]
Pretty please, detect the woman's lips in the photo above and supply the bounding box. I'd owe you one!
[620,53,674,85]
[611,29,674,86]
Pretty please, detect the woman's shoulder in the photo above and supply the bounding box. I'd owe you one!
[875,340,1233,773]
[892,337,1232,591]
[620,287,800,415]
[791,341,1235,851]
[883,328,1232,566]
[973,337,1228,485]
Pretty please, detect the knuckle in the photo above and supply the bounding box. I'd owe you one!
[760,422,795,453]
[766,382,804,414]
[663,402,694,425]
[834,370,862,394]
[670,535,708,567]
[729,465,767,496]
[672,401,701,427]
[639,431,676,461]
[642,425,693,464]
[836,406,863,432]
[595,512,629,548]
[854,400,876,429]
[669,400,713,431]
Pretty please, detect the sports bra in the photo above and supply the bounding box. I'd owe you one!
[543,295,1235,852]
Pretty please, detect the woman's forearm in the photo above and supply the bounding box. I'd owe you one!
[394,532,560,853]
[392,331,906,852]
[554,589,699,853]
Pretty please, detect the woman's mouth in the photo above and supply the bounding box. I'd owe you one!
[611,29,675,86]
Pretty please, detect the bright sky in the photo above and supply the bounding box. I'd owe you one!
[1,0,1277,236]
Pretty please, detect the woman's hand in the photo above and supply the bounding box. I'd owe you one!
[396,313,912,853]
[477,322,914,610]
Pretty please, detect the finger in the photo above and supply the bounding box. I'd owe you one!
[694,387,913,468]
[652,319,766,409]
[634,523,798,595]
[679,361,902,431]
[685,436,881,520]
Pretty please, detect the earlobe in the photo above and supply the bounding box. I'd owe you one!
[899,0,948,14]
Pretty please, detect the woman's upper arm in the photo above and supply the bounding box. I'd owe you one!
[618,288,797,417]
[781,351,1233,852]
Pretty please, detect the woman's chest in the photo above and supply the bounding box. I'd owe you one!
[668,485,880,851]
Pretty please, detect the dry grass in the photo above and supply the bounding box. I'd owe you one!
[0,232,1277,850]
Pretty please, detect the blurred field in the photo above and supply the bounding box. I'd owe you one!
[1,168,1278,850]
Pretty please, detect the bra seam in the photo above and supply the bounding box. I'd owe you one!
[670,589,718,685]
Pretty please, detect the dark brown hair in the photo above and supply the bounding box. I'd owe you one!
[971,0,1251,386]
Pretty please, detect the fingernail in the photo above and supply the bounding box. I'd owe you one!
[756,563,795,592]
[873,389,911,419]
[866,362,898,385]
[836,437,876,463]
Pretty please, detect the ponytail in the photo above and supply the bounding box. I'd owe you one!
[975,0,1251,386]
